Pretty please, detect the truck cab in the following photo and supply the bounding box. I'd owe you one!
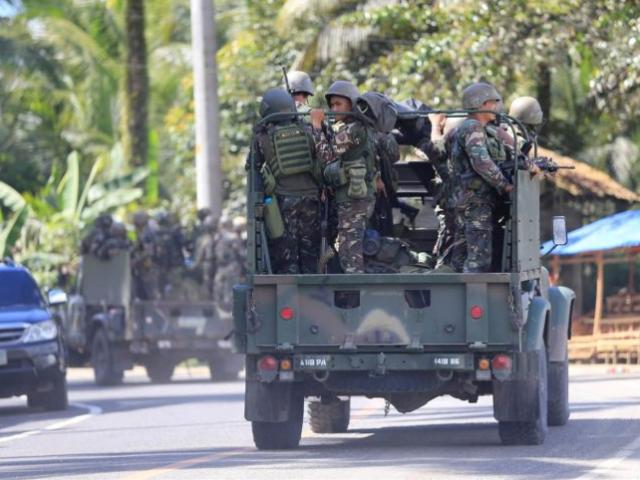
[234,117,575,449]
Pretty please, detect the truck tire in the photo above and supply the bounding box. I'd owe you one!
[145,358,175,383]
[27,377,69,411]
[252,394,304,450]
[308,398,350,433]
[91,327,124,386]
[547,353,570,426]
[498,349,548,445]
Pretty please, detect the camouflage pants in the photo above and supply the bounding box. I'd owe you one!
[336,198,374,273]
[270,195,320,274]
[450,203,494,273]
[433,206,455,268]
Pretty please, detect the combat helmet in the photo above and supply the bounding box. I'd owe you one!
[509,96,543,126]
[109,221,128,239]
[286,70,314,96]
[259,88,296,118]
[96,213,113,230]
[462,82,502,110]
[133,210,149,229]
[325,80,360,107]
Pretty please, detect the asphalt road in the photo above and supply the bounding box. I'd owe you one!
[1,365,639,480]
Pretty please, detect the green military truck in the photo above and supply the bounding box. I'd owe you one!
[233,111,575,449]
[61,252,241,385]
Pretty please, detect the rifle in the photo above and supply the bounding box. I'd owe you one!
[500,140,574,180]
[282,65,292,95]
[317,191,333,273]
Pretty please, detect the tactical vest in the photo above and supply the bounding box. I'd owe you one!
[324,123,376,203]
[268,123,314,178]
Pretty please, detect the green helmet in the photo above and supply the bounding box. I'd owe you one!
[286,70,314,96]
[509,96,543,126]
[325,80,360,107]
[462,82,502,110]
[259,88,295,118]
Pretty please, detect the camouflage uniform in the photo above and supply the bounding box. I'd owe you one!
[131,212,161,300]
[318,120,376,273]
[192,215,217,298]
[449,118,511,273]
[214,220,244,312]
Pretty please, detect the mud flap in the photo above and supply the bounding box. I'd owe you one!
[493,350,544,422]
[245,380,298,422]
[547,286,575,362]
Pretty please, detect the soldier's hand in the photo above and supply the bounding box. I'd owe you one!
[529,163,542,178]
[310,109,325,129]
[375,175,387,197]
[504,184,514,194]
[428,113,446,137]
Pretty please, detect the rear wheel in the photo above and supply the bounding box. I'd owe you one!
[91,328,124,386]
[252,394,304,450]
[547,352,570,426]
[145,358,176,383]
[308,398,350,433]
[498,349,549,445]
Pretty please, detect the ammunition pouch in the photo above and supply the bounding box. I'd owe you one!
[323,160,348,188]
[346,165,368,199]
[263,196,284,239]
[260,163,277,195]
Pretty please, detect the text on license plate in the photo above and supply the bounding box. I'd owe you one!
[296,355,330,369]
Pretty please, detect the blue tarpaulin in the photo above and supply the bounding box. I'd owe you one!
[542,209,640,256]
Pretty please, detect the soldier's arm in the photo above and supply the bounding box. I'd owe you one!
[333,121,366,156]
[463,123,512,192]
[311,126,335,164]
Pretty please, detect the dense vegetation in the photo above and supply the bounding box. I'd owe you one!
[1,0,639,284]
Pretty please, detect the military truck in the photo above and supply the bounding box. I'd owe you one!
[233,109,575,449]
[61,252,240,385]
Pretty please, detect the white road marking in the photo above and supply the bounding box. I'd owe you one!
[0,402,102,445]
[575,433,640,480]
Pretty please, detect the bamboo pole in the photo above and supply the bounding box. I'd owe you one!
[593,252,605,336]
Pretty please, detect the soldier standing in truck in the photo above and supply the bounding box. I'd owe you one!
[448,82,514,273]
[310,81,378,273]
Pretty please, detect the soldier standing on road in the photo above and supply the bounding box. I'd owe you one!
[449,82,514,273]
[255,87,322,274]
[214,216,243,312]
[311,80,377,274]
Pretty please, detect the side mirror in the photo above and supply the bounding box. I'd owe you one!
[48,288,68,306]
[552,216,568,246]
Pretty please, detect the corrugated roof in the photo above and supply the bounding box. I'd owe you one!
[542,209,640,255]
[538,147,640,202]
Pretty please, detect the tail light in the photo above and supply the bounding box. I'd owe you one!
[470,305,484,320]
[257,355,278,372]
[280,307,294,320]
[491,354,512,371]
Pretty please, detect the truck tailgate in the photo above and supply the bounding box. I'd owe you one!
[249,273,515,351]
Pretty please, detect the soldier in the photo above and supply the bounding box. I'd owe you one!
[311,80,377,274]
[509,96,544,140]
[285,70,314,114]
[449,82,514,273]
[419,114,465,267]
[131,211,161,300]
[81,213,113,255]
[95,221,131,260]
[214,216,244,312]
[192,214,217,298]
[255,87,322,274]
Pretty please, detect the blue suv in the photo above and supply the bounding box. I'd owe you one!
[0,261,68,410]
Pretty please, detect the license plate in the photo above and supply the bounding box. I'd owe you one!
[432,355,467,368]
[0,350,7,366]
[295,355,331,370]
[177,316,207,335]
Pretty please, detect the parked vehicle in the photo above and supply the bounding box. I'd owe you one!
[0,260,68,410]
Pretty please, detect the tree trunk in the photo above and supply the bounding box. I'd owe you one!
[125,0,149,167]
[536,62,551,137]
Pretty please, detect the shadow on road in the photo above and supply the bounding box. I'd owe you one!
[1,418,639,479]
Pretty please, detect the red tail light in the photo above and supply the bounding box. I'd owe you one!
[257,355,278,371]
[491,354,512,371]
[280,307,294,320]
[470,305,484,320]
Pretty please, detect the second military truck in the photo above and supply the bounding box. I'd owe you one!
[61,252,240,385]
